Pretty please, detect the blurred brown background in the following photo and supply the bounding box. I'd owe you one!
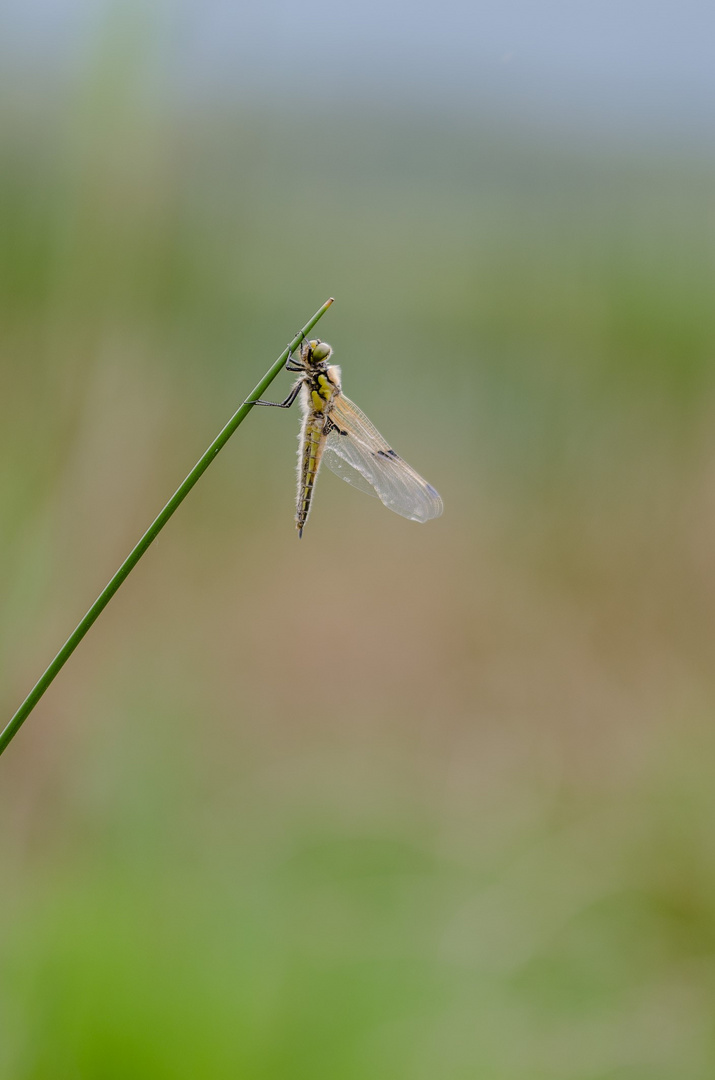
[2,3,715,1077]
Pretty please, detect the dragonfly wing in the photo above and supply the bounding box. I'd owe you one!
[322,437,380,498]
[323,394,443,522]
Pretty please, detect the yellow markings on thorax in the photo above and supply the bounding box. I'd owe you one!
[310,373,334,413]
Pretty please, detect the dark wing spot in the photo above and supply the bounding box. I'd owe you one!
[426,484,440,497]
[377,448,400,460]
[324,418,349,436]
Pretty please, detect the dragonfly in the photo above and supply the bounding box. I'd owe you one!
[248,338,443,536]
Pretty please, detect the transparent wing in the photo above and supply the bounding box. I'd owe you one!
[322,393,443,523]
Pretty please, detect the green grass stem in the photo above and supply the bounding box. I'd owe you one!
[0,297,335,757]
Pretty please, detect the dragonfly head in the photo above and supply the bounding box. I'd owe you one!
[305,339,333,366]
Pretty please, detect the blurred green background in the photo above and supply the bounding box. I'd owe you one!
[2,4,715,1078]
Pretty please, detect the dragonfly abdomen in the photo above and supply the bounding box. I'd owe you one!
[295,376,340,536]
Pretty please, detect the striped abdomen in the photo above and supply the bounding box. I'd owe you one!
[295,369,341,536]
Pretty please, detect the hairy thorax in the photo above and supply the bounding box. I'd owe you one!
[303,365,342,416]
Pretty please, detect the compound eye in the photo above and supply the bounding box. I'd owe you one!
[312,342,331,361]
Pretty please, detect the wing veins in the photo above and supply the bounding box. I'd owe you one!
[322,394,443,522]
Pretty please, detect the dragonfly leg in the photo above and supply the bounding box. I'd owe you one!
[284,343,307,373]
[245,381,302,409]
